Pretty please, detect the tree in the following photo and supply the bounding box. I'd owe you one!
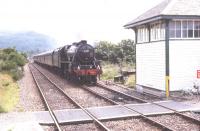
[118,39,135,63]
[94,39,135,64]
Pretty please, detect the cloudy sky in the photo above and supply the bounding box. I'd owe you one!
[0,0,163,45]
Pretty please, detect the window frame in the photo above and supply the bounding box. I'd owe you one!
[169,19,200,39]
[137,25,149,43]
[150,21,165,42]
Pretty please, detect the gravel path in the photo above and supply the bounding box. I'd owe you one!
[149,114,200,131]
[35,64,111,108]
[61,123,101,131]
[30,65,76,110]
[103,118,161,131]
[0,112,44,131]
[15,64,45,111]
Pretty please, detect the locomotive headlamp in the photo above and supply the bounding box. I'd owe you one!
[78,66,80,70]
[97,65,100,70]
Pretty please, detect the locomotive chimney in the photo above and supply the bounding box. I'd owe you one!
[80,40,87,44]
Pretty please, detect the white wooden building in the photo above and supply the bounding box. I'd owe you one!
[124,0,200,92]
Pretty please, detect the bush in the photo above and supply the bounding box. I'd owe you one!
[10,69,23,81]
[0,48,27,80]
[8,52,26,66]
[2,61,17,71]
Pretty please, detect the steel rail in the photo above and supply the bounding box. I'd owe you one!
[83,85,174,131]
[97,83,147,103]
[29,64,62,131]
[97,82,200,125]
[32,64,110,131]
[110,81,163,99]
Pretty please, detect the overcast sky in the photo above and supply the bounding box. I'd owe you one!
[0,0,163,45]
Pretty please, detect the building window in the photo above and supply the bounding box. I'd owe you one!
[137,26,149,43]
[169,21,181,38]
[194,21,200,38]
[188,21,193,38]
[169,20,200,39]
[169,21,175,38]
[182,21,187,38]
[150,22,165,41]
[176,21,181,38]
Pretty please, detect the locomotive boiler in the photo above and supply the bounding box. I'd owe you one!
[33,40,102,83]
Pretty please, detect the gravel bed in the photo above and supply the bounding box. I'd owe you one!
[30,65,76,110]
[101,81,200,103]
[34,64,111,108]
[61,123,101,131]
[14,64,45,111]
[182,112,200,121]
[89,86,141,104]
[149,114,200,131]
[103,118,161,131]
[100,81,163,102]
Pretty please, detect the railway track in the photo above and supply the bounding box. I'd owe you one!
[100,83,200,121]
[107,81,189,102]
[29,64,62,131]
[83,83,200,130]
[102,81,164,101]
[30,63,200,130]
[84,85,145,105]
[82,85,174,131]
[29,64,110,131]
[34,64,112,108]
[32,64,169,130]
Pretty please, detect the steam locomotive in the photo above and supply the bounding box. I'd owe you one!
[33,40,102,83]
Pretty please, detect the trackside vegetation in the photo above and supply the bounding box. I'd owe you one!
[0,48,27,112]
[94,39,135,88]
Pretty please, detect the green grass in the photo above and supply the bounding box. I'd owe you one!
[0,73,19,113]
[125,75,135,88]
[101,63,119,80]
[101,62,136,88]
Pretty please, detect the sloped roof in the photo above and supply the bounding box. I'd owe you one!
[124,0,200,28]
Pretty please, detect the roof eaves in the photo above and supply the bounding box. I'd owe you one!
[124,14,200,29]
[124,15,164,29]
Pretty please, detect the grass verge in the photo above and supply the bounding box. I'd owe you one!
[125,75,135,88]
[101,63,119,80]
[0,73,19,113]
[101,62,135,88]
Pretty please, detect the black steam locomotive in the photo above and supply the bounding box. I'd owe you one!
[33,40,102,83]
